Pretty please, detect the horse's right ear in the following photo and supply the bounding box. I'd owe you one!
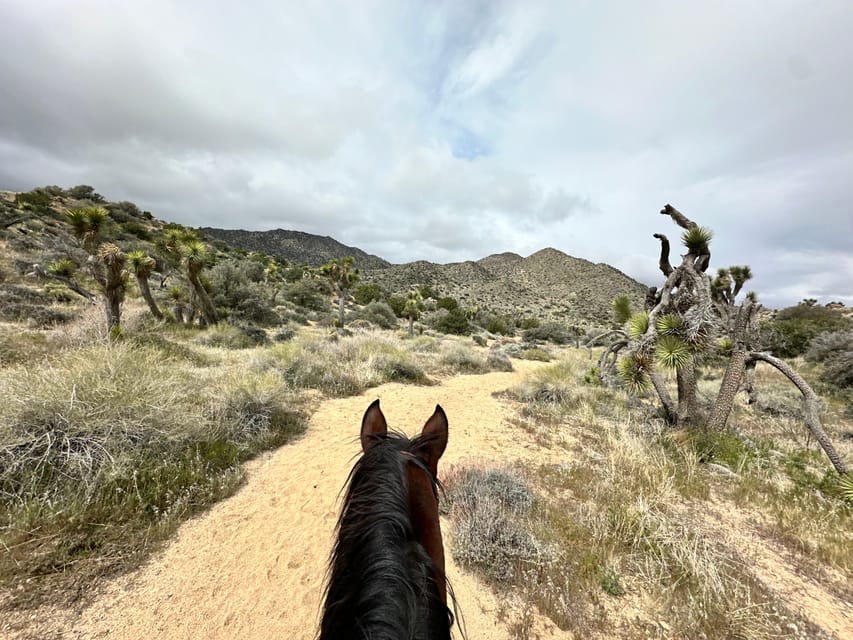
[360,399,387,452]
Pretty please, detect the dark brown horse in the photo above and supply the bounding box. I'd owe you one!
[319,399,455,640]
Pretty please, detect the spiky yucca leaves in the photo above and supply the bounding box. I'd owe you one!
[627,311,650,341]
[718,337,734,356]
[48,258,78,277]
[612,294,633,325]
[681,226,713,253]
[65,206,110,252]
[181,240,208,269]
[745,291,758,303]
[840,475,853,503]
[64,208,90,239]
[617,351,652,392]
[127,250,156,278]
[655,314,683,336]
[655,335,692,370]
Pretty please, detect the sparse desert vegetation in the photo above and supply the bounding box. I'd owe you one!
[1,189,851,639]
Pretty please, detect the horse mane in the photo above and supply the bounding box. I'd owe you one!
[320,430,454,640]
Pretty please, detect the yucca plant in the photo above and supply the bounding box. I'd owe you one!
[612,294,633,325]
[128,250,163,320]
[655,335,692,370]
[48,258,78,277]
[655,314,683,336]
[840,474,853,503]
[180,241,217,325]
[681,226,713,253]
[627,311,650,341]
[617,352,652,392]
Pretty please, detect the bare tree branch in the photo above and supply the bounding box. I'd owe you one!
[746,351,848,475]
[652,233,673,276]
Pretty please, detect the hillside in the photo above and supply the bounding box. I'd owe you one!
[199,227,391,270]
[364,247,648,325]
[197,225,649,326]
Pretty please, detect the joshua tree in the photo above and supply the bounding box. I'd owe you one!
[95,243,128,331]
[597,204,847,475]
[320,256,360,330]
[404,289,424,337]
[127,250,163,320]
[181,240,218,326]
[45,206,128,330]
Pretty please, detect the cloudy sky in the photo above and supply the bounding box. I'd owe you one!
[1,1,851,308]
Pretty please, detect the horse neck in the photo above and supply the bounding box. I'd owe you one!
[320,441,450,640]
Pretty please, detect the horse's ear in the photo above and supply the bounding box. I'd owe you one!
[360,399,387,452]
[418,404,448,475]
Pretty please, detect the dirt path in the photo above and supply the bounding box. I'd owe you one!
[20,361,572,640]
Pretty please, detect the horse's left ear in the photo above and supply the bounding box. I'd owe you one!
[417,404,448,475]
[361,399,387,453]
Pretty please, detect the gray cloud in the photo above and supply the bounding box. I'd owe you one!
[1,0,851,307]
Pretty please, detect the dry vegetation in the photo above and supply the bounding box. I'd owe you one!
[0,301,519,611]
[2,189,851,638]
[445,349,852,639]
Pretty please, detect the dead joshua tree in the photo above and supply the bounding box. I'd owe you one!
[595,204,848,475]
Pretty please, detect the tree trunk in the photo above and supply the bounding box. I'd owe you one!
[650,372,677,425]
[707,302,756,431]
[337,289,346,330]
[676,358,701,428]
[173,302,185,324]
[744,359,759,405]
[408,315,414,337]
[747,352,848,475]
[187,268,217,325]
[706,348,746,431]
[136,274,163,320]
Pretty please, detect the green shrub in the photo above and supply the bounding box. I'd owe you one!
[762,304,852,358]
[195,324,268,349]
[351,301,398,329]
[436,296,459,312]
[522,348,551,362]
[430,308,470,335]
[281,278,330,312]
[385,295,407,317]
[523,321,572,344]
[353,283,384,305]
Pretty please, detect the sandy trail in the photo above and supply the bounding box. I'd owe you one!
[31,360,568,640]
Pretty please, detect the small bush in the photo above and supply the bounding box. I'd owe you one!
[522,348,551,362]
[352,283,384,305]
[429,308,470,335]
[195,324,268,349]
[0,343,307,606]
[281,278,330,312]
[762,304,852,358]
[487,350,514,372]
[445,467,547,582]
[523,321,572,345]
[351,301,398,329]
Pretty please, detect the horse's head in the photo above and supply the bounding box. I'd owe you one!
[321,400,453,639]
[360,399,449,603]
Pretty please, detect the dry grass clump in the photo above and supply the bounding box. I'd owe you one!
[0,340,306,608]
[438,342,514,374]
[267,332,431,397]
